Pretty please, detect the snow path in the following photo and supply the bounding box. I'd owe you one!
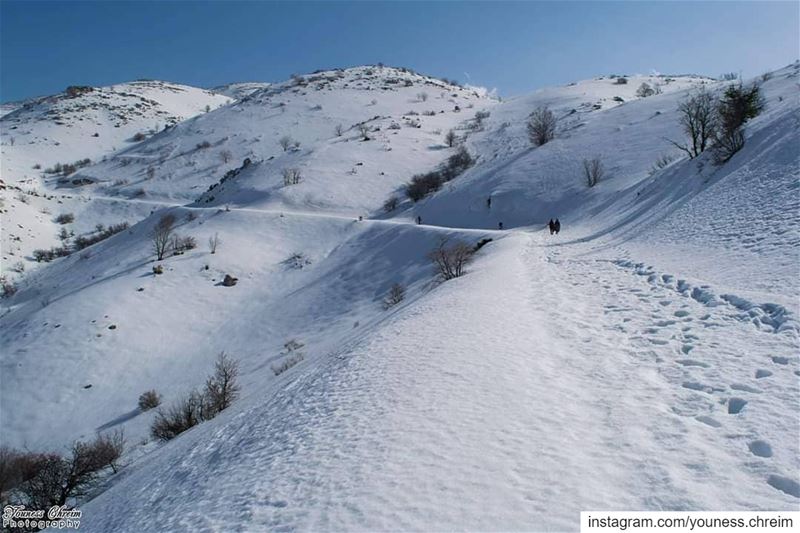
[80,234,799,532]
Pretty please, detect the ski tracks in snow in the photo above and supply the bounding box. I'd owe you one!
[530,235,800,507]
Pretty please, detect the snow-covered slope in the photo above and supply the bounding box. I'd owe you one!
[1,81,231,277]
[210,81,271,101]
[1,63,798,530]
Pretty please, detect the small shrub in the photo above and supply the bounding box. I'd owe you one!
[636,82,655,98]
[445,129,457,147]
[383,283,406,309]
[208,233,220,254]
[132,132,147,142]
[615,77,628,85]
[334,124,344,137]
[151,390,205,441]
[527,106,557,146]
[282,168,302,186]
[429,239,474,280]
[417,92,428,102]
[138,390,161,411]
[278,135,293,151]
[383,197,399,212]
[196,140,211,150]
[54,213,75,224]
[0,276,16,299]
[272,340,305,376]
[220,150,233,164]
[203,352,240,417]
[406,172,443,202]
[358,124,371,140]
[582,156,604,187]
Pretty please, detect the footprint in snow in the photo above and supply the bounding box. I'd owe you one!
[767,475,800,499]
[727,398,748,414]
[755,369,772,379]
[695,415,721,428]
[676,359,709,368]
[771,356,789,365]
[748,440,773,458]
[730,383,761,394]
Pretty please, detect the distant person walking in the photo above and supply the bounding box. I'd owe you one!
[554,218,561,234]
[487,197,492,210]
[548,219,555,235]
[416,216,422,225]
[498,221,504,230]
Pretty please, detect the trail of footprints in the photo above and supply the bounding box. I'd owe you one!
[598,259,800,500]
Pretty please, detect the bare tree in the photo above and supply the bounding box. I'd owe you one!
[278,135,293,152]
[667,87,717,158]
[444,129,457,147]
[204,352,240,416]
[208,232,220,254]
[428,239,474,280]
[582,157,604,187]
[220,150,233,164]
[151,213,176,260]
[282,168,302,186]
[358,124,370,140]
[146,166,156,180]
[527,106,557,146]
[334,124,344,137]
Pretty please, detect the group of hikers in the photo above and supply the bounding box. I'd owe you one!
[412,197,561,234]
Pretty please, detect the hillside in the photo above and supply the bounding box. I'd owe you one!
[1,63,798,530]
[1,81,231,274]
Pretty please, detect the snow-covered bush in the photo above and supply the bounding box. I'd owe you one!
[428,239,474,280]
[138,390,161,411]
[203,352,240,416]
[527,106,557,146]
[406,172,443,202]
[582,156,604,187]
[383,283,406,309]
[196,140,211,150]
[54,213,74,224]
[0,276,17,299]
[383,196,399,212]
[636,82,655,98]
[278,135,294,151]
[208,233,220,254]
[220,150,233,164]
[445,129,457,147]
[272,340,305,376]
[282,168,302,186]
[151,390,205,441]
[358,124,371,140]
[334,124,344,137]
[615,77,628,85]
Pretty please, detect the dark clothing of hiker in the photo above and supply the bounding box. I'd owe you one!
[554,219,561,234]
[416,216,422,225]
[487,197,492,209]
[498,222,503,230]
[548,219,555,235]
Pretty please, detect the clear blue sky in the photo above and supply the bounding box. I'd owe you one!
[1,1,798,102]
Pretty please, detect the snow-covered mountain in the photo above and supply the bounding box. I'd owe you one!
[1,63,798,530]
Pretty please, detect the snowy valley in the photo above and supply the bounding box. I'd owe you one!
[1,62,798,531]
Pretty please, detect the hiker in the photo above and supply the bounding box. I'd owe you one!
[554,218,561,234]
[487,197,492,210]
[416,216,422,225]
[498,221,504,230]
[358,215,363,221]
[548,219,555,235]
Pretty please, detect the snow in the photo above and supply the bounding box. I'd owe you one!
[1,62,798,531]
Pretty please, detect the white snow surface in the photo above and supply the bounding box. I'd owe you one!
[1,63,799,531]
